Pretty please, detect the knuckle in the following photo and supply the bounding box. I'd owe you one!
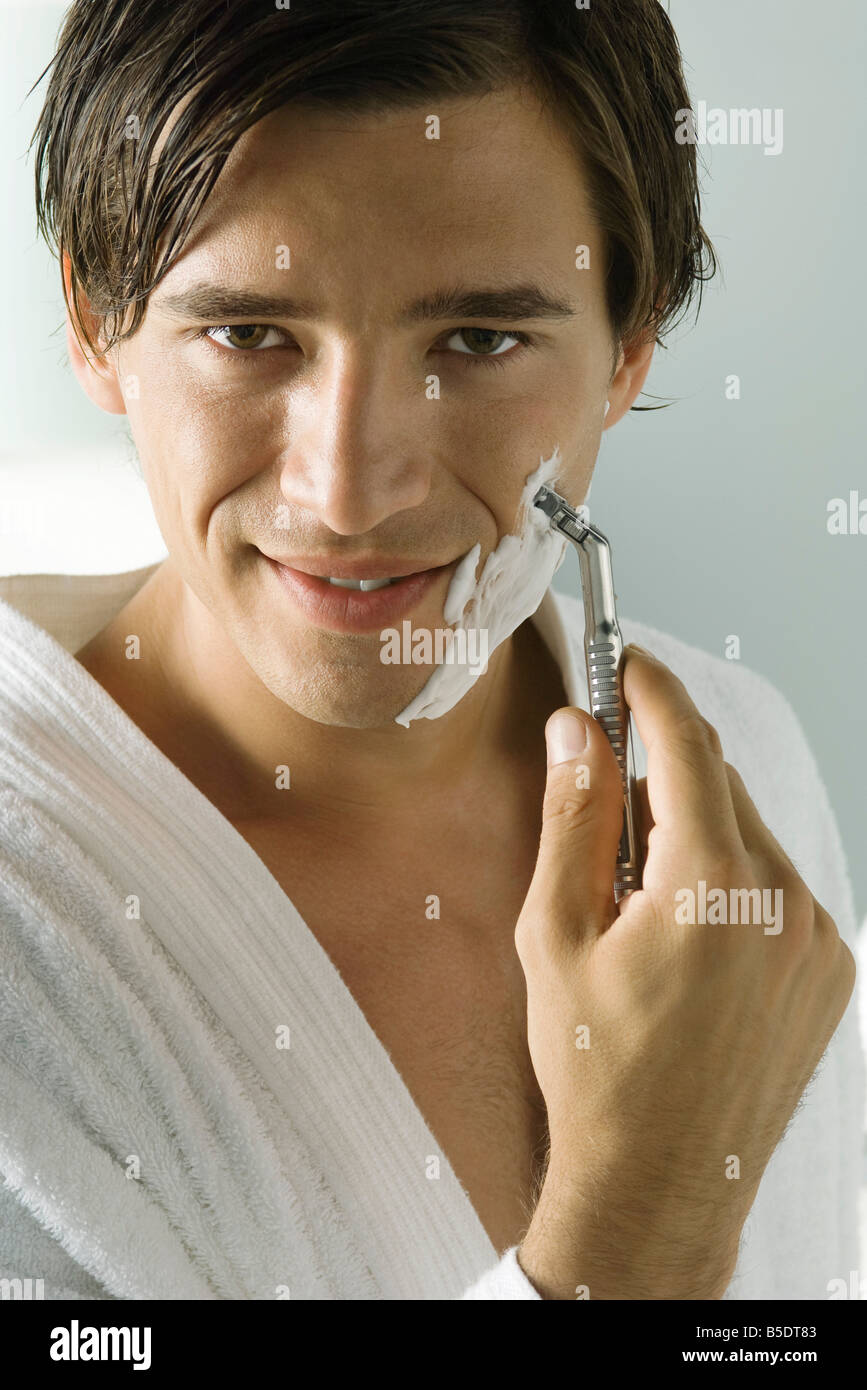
[780,871,814,923]
[669,709,724,761]
[697,717,724,758]
[813,900,847,951]
[723,760,746,790]
[514,907,565,969]
[811,920,858,1006]
[781,882,839,958]
[542,788,595,835]
[766,873,812,947]
[513,916,535,963]
[707,849,752,887]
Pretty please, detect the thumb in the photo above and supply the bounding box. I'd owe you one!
[534,707,626,933]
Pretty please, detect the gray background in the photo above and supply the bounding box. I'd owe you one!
[2,1,864,926]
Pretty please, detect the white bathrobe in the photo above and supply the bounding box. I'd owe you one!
[0,565,862,1300]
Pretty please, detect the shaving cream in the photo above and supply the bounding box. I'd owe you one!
[394,445,569,727]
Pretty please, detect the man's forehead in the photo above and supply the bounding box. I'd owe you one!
[149,87,596,316]
[201,87,588,217]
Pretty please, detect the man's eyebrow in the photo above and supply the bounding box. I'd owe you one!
[153,282,580,324]
[400,284,579,323]
[154,286,319,321]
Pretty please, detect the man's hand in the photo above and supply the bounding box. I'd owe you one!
[515,645,856,1300]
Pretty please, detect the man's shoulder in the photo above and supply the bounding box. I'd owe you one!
[0,563,163,655]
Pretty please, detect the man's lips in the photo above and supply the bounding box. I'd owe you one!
[259,552,452,581]
[260,550,460,634]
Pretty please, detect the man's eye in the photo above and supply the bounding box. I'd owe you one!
[194,322,532,364]
[201,324,287,351]
[445,327,531,362]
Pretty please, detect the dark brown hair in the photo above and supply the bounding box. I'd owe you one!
[31,0,717,398]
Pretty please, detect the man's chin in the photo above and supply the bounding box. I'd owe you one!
[269,665,440,731]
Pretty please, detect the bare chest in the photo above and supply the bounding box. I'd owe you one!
[233,820,549,1255]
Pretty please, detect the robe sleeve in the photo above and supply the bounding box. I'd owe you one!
[460,1244,543,1299]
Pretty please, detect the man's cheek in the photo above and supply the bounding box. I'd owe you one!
[395,445,567,727]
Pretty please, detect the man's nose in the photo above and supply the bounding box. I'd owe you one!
[276,340,434,535]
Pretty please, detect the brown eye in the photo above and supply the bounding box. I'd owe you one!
[453,327,513,355]
[203,324,289,352]
[220,324,269,349]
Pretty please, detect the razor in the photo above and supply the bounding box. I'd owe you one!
[533,486,644,902]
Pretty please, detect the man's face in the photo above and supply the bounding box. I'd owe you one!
[110,85,617,727]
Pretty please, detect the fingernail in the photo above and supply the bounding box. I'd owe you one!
[626,643,654,659]
[546,710,589,767]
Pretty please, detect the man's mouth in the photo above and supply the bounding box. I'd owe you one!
[261,553,451,590]
[258,549,461,634]
[322,576,399,591]
[263,553,449,581]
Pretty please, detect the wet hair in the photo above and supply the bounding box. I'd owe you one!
[31,0,717,398]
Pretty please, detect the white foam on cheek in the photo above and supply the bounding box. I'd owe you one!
[394,446,568,727]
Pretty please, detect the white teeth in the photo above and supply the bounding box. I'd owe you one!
[325,576,397,590]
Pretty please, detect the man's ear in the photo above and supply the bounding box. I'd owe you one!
[604,327,657,428]
[62,252,128,415]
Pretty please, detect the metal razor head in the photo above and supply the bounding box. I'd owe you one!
[533,485,597,546]
[532,485,563,519]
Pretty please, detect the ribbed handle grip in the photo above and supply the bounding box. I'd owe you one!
[586,638,643,900]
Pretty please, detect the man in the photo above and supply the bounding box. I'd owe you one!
[0,0,860,1299]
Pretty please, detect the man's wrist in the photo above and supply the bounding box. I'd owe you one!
[518,1176,740,1301]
